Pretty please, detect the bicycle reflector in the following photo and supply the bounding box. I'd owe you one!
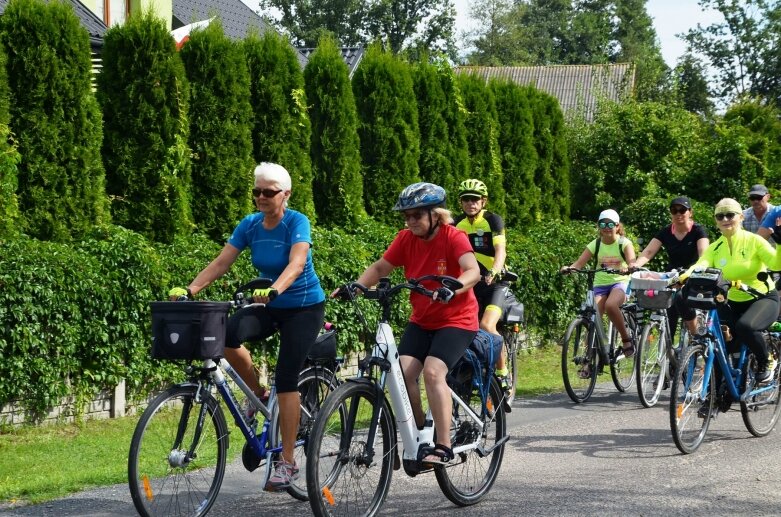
[142,475,154,501]
[323,486,335,506]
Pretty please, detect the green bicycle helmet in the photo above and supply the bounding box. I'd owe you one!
[458,179,488,198]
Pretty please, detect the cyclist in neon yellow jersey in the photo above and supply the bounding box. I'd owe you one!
[453,179,510,398]
[680,198,781,385]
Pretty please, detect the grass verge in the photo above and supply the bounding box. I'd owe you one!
[0,343,564,506]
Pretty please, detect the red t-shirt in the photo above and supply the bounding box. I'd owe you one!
[383,224,479,331]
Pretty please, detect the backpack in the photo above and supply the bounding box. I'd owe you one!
[592,236,629,267]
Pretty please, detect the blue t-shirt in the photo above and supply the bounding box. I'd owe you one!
[228,209,325,309]
[760,205,781,237]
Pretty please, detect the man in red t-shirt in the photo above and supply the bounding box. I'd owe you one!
[343,182,480,466]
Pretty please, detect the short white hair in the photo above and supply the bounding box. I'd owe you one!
[253,162,292,191]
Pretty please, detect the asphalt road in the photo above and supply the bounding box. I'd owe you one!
[3,381,781,516]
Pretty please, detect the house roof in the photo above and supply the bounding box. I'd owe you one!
[455,64,635,121]
[0,0,106,50]
[173,0,308,68]
[298,46,365,78]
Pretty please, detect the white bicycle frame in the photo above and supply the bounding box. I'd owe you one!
[372,322,485,462]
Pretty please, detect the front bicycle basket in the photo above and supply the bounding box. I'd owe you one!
[635,289,676,310]
[150,301,231,360]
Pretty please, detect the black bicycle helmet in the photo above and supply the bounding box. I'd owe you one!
[392,182,446,211]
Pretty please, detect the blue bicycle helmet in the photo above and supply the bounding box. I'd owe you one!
[392,182,446,211]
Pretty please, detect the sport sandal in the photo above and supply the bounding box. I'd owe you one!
[621,338,636,358]
[419,443,454,466]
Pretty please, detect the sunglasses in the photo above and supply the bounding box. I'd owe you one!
[670,206,689,215]
[749,195,765,201]
[252,187,283,198]
[403,210,427,222]
[461,195,482,203]
[598,221,616,229]
[715,212,738,221]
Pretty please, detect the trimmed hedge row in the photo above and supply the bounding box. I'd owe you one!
[0,217,597,418]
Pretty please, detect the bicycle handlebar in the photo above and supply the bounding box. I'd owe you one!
[338,275,464,303]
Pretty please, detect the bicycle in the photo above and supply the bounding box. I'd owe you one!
[128,279,343,516]
[670,270,781,454]
[560,267,639,403]
[495,269,539,409]
[630,270,683,408]
[306,275,508,516]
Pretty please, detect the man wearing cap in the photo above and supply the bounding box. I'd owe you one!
[743,184,774,234]
[632,196,709,337]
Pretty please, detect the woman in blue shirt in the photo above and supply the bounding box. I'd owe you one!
[174,162,325,491]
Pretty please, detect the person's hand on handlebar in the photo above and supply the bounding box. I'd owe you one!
[559,265,574,275]
[252,287,278,304]
[484,269,500,285]
[168,287,191,301]
[432,286,454,303]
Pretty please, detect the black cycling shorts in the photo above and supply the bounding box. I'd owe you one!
[473,280,509,318]
[398,322,477,370]
[225,301,325,393]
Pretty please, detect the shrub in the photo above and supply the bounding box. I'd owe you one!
[491,78,539,226]
[244,31,316,222]
[0,0,107,241]
[457,72,505,215]
[180,21,253,240]
[0,41,20,239]
[304,35,365,226]
[353,45,420,223]
[97,12,192,243]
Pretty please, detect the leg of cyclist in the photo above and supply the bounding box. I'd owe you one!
[399,324,475,464]
[731,292,779,383]
[597,284,633,357]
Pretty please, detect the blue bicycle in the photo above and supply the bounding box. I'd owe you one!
[129,279,343,515]
[670,272,781,454]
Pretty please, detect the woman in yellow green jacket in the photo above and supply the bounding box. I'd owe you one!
[681,198,781,383]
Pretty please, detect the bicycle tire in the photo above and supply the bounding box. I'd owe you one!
[635,320,668,408]
[128,384,228,517]
[500,327,520,408]
[307,380,394,517]
[270,366,342,501]
[435,375,506,506]
[610,312,636,392]
[740,336,781,437]
[670,343,713,454]
[562,318,598,403]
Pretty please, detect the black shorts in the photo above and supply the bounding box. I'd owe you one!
[225,301,325,393]
[398,323,477,370]
[473,280,509,318]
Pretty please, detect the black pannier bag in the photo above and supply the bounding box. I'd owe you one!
[150,301,231,360]
[682,268,730,309]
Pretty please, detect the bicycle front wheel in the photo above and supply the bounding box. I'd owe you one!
[500,327,520,408]
[435,375,506,506]
[128,384,228,517]
[270,366,342,501]
[307,380,394,517]
[636,320,668,408]
[562,318,597,403]
[670,344,713,454]
[610,317,636,392]
[740,336,781,437]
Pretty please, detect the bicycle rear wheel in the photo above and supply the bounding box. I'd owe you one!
[435,375,506,506]
[562,318,597,403]
[307,380,394,517]
[740,336,781,437]
[270,366,342,501]
[610,315,636,392]
[128,384,228,517]
[636,320,668,408]
[670,344,713,454]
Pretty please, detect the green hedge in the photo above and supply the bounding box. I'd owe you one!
[0,217,603,416]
